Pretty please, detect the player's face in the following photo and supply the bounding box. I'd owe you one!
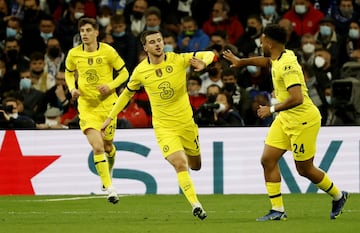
[79,23,99,45]
[143,33,164,57]
[261,34,271,57]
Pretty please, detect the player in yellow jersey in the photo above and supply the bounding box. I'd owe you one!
[65,18,129,204]
[101,30,215,220]
[223,24,348,221]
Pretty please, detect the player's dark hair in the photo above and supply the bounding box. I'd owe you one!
[140,30,161,45]
[263,24,287,44]
[78,17,99,30]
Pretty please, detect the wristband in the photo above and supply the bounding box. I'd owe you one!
[270,105,275,113]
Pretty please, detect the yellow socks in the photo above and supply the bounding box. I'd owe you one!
[266,182,284,212]
[177,171,199,206]
[94,153,111,189]
[106,145,116,175]
[316,173,342,200]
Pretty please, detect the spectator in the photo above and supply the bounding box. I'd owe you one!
[0,55,22,99]
[29,51,55,93]
[103,14,138,74]
[248,91,274,126]
[3,37,30,73]
[260,0,281,28]
[194,83,221,126]
[208,30,238,69]
[44,37,65,79]
[213,91,245,126]
[282,0,324,37]
[98,0,126,15]
[163,31,180,53]
[314,16,344,69]
[296,32,319,65]
[187,75,207,111]
[96,4,113,34]
[18,69,46,122]
[328,0,360,35]
[7,0,25,20]
[339,20,360,65]
[0,96,36,129]
[277,17,301,50]
[0,16,23,47]
[235,14,264,58]
[199,60,223,94]
[313,47,338,83]
[124,0,148,37]
[36,106,69,129]
[22,12,55,57]
[21,0,50,56]
[44,66,72,113]
[54,0,85,54]
[117,98,151,128]
[202,0,244,44]
[221,68,252,123]
[303,63,330,125]
[177,16,210,52]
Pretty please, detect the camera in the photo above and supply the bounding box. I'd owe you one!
[0,104,13,113]
[194,102,222,126]
[201,103,220,110]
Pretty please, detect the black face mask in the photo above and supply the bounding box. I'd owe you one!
[224,83,236,92]
[207,94,217,103]
[211,44,223,53]
[132,11,143,20]
[246,26,257,36]
[6,49,18,61]
[49,47,60,58]
[207,67,218,77]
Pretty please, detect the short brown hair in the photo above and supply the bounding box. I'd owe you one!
[78,17,98,30]
[140,30,161,45]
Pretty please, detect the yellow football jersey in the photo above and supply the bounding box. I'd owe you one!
[65,42,128,113]
[271,50,321,126]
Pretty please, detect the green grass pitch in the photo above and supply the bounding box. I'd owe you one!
[0,194,358,233]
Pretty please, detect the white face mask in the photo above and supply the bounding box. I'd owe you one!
[295,5,307,14]
[98,17,110,27]
[188,90,199,96]
[74,12,85,20]
[325,96,331,105]
[302,43,315,54]
[314,56,326,68]
[212,16,224,23]
[45,118,59,126]
[9,113,18,119]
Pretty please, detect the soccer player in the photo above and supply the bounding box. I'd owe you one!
[65,18,129,204]
[101,30,215,220]
[223,24,348,221]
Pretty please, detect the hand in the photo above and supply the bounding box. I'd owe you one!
[97,84,110,95]
[257,105,272,119]
[190,57,206,72]
[71,88,81,100]
[101,117,112,137]
[55,85,66,100]
[0,110,10,121]
[222,49,241,68]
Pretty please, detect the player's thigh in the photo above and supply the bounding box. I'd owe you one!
[291,121,320,161]
[80,111,116,141]
[181,123,201,157]
[155,128,184,158]
[265,117,290,151]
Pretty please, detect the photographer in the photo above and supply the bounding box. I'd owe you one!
[0,97,36,129]
[213,91,245,126]
[194,84,221,126]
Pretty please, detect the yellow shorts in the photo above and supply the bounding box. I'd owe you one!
[265,117,321,161]
[79,111,116,141]
[154,122,201,158]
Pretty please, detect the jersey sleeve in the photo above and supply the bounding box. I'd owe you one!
[64,50,77,92]
[107,48,129,90]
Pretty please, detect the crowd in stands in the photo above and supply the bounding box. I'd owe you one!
[1,0,360,129]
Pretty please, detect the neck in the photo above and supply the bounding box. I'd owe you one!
[84,42,98,52]
[148,53,165,64]
[271,46,286,60]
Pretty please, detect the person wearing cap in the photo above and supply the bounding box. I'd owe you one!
[223,24,348,221]
[36,107,68,129]
[314,16,344,69]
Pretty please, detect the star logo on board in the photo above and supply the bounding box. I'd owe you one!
[0,131,60,195]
